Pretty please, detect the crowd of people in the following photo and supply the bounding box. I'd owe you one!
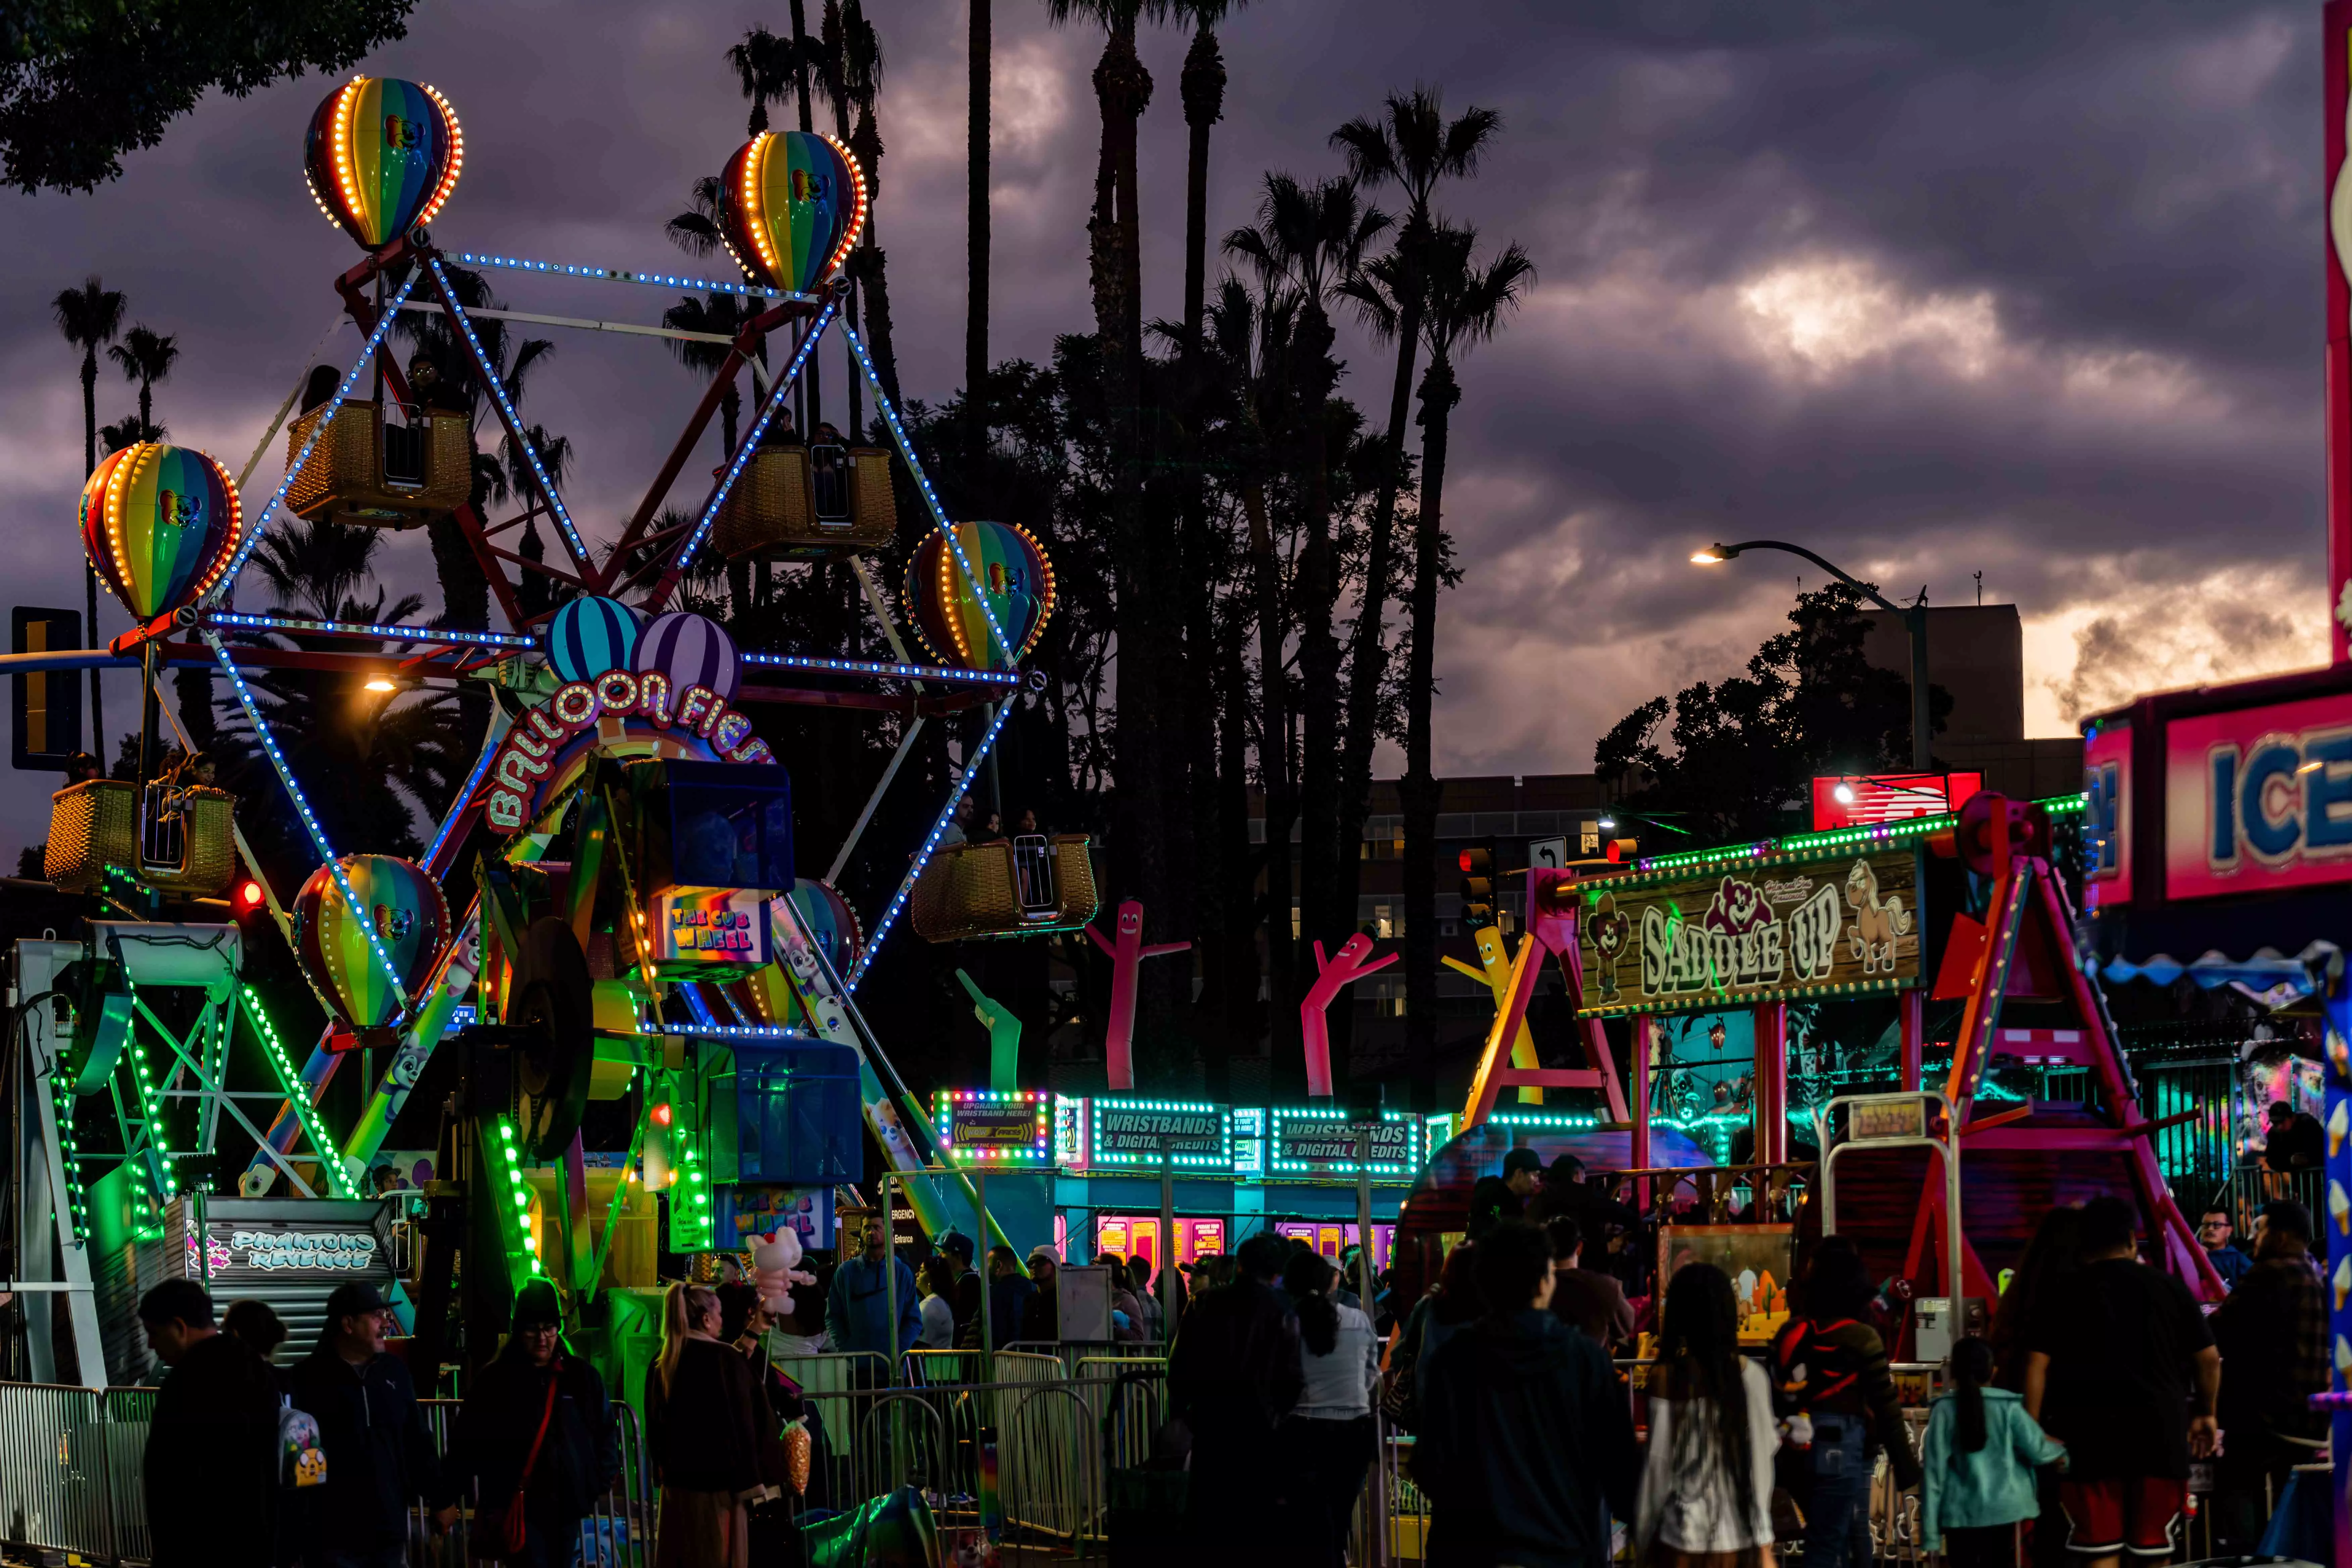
[1160,1186,2322,1568]
[122,1165,2324,1568]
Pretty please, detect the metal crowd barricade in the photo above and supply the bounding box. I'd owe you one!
[0,1382,122,1561]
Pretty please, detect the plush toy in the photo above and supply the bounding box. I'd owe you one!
[752,1228,817,1317]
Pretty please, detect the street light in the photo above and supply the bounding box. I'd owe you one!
[1694,539,1931,769]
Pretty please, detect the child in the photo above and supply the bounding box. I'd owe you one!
[1921,1337,2066,1568]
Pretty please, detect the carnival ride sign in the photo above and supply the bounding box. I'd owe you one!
[200,1221,386,1281]
[482,667,772,833]
[1269,1110,1422,1177]
[1087,1098,1231,1169]
[1576,847,1922,1016]
[2164,690,2352,899]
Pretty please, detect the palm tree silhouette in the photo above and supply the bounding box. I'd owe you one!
[1224,172,1389,966]
[1398,224,1534,1058]
[1332,88,1502,934]
[725,26,795,135]
[1176,2,1246,359]
[107,324,179,435]
[53,274,126,744]
[814,0,889,430]
[220,517,462,879]
[389,265,555,627]
[966,0,990,445]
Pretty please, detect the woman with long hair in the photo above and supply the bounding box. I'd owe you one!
[1920,1337,2065,1568]
[643,1280,763,1568]
[1638,1263,1778,1566]
[1769,1239,1922,1568]
[1279,1250,1381,1565]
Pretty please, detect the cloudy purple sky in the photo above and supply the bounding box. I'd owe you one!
[0,1,2333,864]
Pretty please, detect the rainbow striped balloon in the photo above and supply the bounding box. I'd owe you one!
[291,855,451,1031]
[303,77,464,251]
[903,521,1056,670]
[719,130,868,295]
[80,443,244,622]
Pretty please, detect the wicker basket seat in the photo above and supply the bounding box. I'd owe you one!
[911,834,1097,943]
[712,445,897,561]
[284,399,471,528]
[46,779,235,897]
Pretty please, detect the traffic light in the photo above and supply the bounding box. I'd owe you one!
[1458,843,1497,928]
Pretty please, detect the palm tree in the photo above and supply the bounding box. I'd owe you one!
[966,0,990,449]
[1045,0,1166,385]
[1176,1,1246,358]
[725,26,794,135]
[53,274,125,745]
[107,324,179,435]
[222,517,461,880]
[1399,226,1534,1060]
[1332,89,1502,935]
[1224,173,1389,977]
[100,414,164,453]
[666,175,728,260]
[507,425,573,620]
[1196,272,1304,1041]
[814,0,888,433]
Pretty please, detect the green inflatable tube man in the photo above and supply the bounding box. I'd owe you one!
[956,968,1022,1092]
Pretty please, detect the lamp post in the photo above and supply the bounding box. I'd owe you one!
[1693,540,1931,769]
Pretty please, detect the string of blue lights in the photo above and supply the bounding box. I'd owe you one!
[664,298,839,574]
[842,322,1019,668]
[427,255,595,569]
[450,252,812,303]
[203,631,419,1024]
[205,611,537,649]
[844,694,1016,993]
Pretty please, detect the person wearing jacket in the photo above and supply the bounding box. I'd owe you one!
[1416,1220,1638,1568]
[138,1279,282,1568]
[445,1281,619,1568]
[286,1282,453,1568]
[1169,1230,1306,1549]
[824,1223,920,1361]
[1772,1239,1923,1568]
[1921,1337,2067,1568]
[644,1282,764,1568]
[983,1245,1037,1350]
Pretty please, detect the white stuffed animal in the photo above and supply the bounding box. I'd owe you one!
[751,1229,817,1317]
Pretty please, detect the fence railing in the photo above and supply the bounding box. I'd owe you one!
[0,1380,654,1567]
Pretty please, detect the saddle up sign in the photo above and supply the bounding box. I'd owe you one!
[1574,846,1923,1017]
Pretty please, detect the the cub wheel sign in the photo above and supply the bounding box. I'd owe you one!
[1576,848,1921,1016]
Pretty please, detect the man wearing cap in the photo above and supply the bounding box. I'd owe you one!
[446,1279,619,1567]
[1020,1247,1061,1342]
[287,1281,453,1567]
[1468,1147,1542,1239]
[138,1278,280,1567]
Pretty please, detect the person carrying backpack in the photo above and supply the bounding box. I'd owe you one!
[1769,1239,1921,1568]
[1922,1337,2066,1568]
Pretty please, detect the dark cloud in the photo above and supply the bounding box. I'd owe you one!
[0,0,2330,860]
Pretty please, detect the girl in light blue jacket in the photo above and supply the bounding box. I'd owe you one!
[1921,1337,2067,1567]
